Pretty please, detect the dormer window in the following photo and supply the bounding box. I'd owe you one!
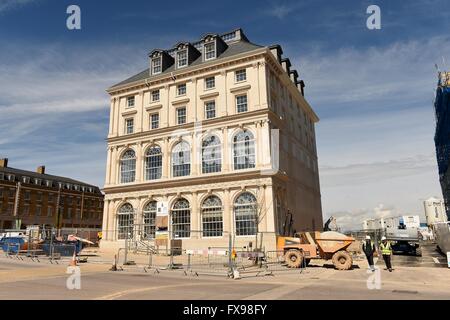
[149,49,174,76]
[177,50,187,68]
[152,57,162,74]
[204,42,216,60]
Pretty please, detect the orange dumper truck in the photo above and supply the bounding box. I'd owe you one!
[277,231,355,270]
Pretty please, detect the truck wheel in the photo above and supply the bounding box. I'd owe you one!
[332,250,353,270]
[285,249,304,268]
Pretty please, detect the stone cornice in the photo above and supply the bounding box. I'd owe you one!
[103,170,278,195]
[145,104,163,111]
[171,97,190,105]
[103,176,273,200]
[230,84,251,93]
[106,108,269,145]
[199,91,219,100]
[121,109,137,116]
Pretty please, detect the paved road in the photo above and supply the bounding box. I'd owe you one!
[0,256,449,300]
[0,259,47,270]
[385,243,448,268]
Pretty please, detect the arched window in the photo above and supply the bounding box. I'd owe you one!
[143,201,157,239]
[172,141,190,177]
[233,130,255,170]
[120,149,136,183]
[234,192,257,236]
[171,198,191,238]
[117,203,134,240]
[145,146,162,180]
[202,135,221,174]
[202,195,223,237]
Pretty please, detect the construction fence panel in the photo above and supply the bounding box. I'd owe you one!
[114,248,312,277]
[185,249,231,276]
[105,228,311,276]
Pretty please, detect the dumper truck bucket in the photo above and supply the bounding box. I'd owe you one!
[314,231,355,254]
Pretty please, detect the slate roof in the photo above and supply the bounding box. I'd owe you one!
[109,36,264,90]
[0,166,102,194]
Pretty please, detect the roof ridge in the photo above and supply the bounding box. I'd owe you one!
[0,166,98,188]
[109,39,264,90]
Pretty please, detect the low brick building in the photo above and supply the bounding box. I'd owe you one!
[0,158,104,230]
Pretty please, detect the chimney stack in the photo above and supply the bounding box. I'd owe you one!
[37,166,45,174]
[296,80,305,96]
[0,158,8,168]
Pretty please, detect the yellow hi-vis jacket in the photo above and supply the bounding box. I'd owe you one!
[379,242,392,255]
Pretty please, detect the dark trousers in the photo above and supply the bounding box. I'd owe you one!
[365,254,374,267]
[382,254,392,270]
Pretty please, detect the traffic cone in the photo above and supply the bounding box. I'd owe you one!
[69,251,77,266]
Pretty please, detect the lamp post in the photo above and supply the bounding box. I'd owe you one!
[13,182,21,229]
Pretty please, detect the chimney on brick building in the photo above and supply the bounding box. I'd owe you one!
[37,166,45,174]
[0,158,8,168]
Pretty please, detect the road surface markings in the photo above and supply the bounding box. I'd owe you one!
[392,290,418,294]
[242,285,303,300]
[432,257,440,264]
[96,282,231,300]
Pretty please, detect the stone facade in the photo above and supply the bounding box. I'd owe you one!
[101,29,322,251]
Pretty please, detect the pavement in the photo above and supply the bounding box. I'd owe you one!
[389,242,448,267]
[0,247,449,300]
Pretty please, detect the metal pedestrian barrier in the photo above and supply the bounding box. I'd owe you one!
[113,245,308,278]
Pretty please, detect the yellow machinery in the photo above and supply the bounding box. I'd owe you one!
[277,231,355,270]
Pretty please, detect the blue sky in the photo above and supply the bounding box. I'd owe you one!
[1,0,450,229]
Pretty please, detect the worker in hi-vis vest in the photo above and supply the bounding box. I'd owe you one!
[379,236,393,272]
[362,235,376,271]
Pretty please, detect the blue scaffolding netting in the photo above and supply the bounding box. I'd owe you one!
[434,72,450,217]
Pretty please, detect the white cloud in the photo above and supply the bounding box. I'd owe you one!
[326,204,401,231]
[0,33,447,230]
[264,2,305,20]
[0,44,144,116]
[320,154,436,188]
[0,43,148,148]
[269,5,293,19]
[296,36,450,108]
[0,42,147,187]
[0,0,37,13]
[1,139,107,187]
[290,36,450,229]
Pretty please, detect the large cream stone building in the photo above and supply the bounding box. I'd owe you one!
[101,29,322,251]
